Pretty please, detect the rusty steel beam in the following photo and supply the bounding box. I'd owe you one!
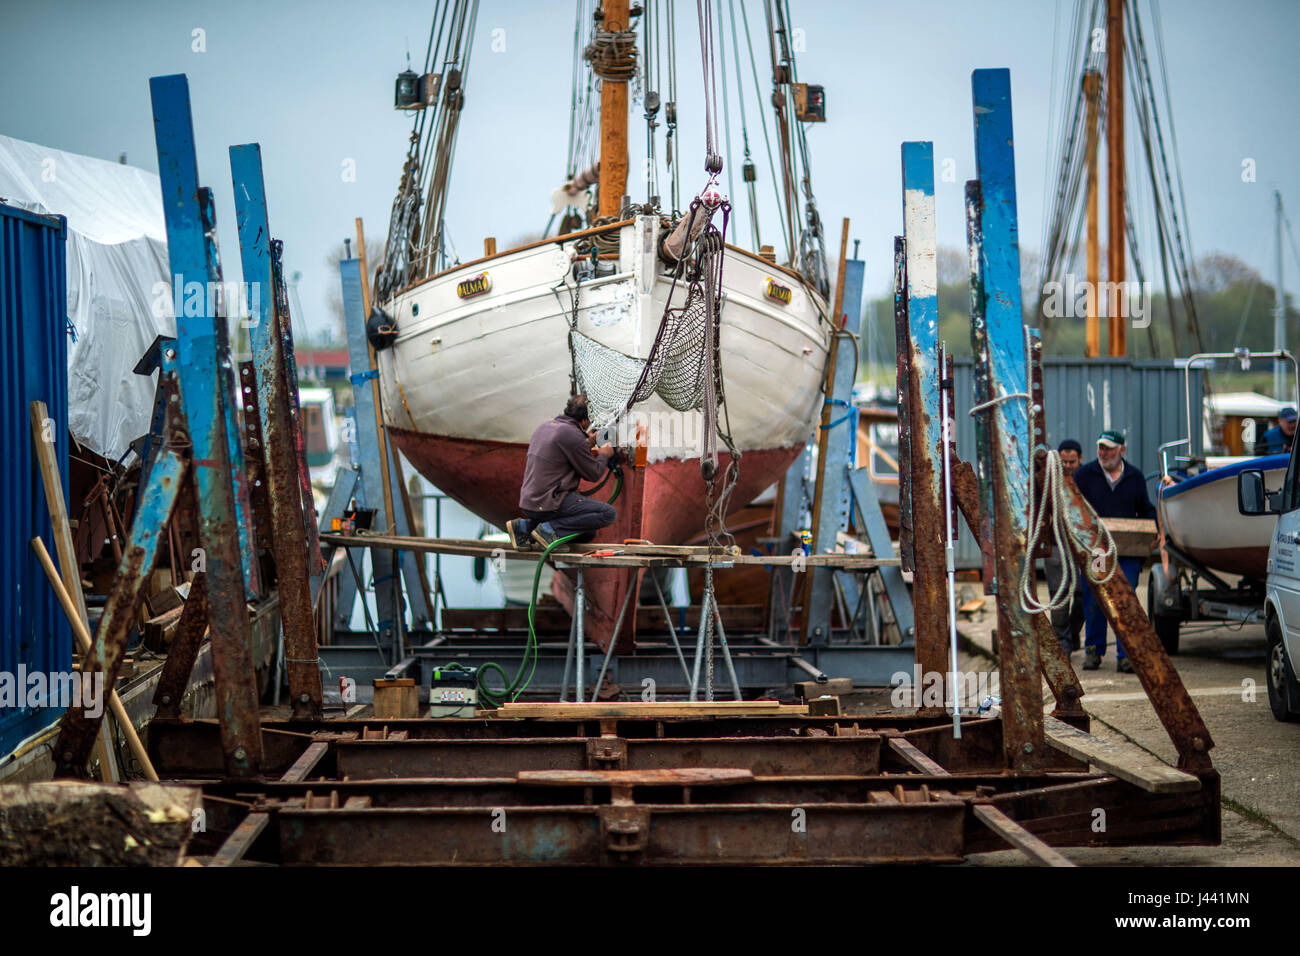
[334,736,883,780]
[892,237,915,572]
[967,771,1220,851]
[1056,478,1215,771]
[53,447,187,776]
[231,144,324,722]
[950,455,1084,718]
[200,770,1104,809]
[900,143,949,710]
[969,71,1045,771]
[274,801,967,866]
[152,571,209,719]
[150,75,264,777]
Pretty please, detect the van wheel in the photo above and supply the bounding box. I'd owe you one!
[1266,618,1299,722]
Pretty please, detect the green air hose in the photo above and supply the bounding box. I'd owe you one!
[478,464,624,708]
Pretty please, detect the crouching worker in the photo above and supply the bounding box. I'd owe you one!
[507,394,617,551]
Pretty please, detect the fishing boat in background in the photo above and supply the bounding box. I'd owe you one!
[369,0,834,650]
[1148,349,1298,651]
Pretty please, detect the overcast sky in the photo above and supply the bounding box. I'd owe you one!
[3,0,1297,343]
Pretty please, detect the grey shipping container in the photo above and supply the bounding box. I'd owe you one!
[949,357,1201,569]
[1,202,72,759]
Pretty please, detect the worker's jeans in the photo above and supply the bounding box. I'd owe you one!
[1080,556,1142,658]
[521,492,616,543]
[1042,547,1084,653]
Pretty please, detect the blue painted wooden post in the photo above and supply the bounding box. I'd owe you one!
[971,68,1044,768]
[231,143,324,720]
[900,142,949,697]
[146,73,263,775]
[804,258,866,645]
[340,257,403,659]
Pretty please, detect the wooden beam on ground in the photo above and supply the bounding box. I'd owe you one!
[972,804,1077,867]
[209,811,270,867]
[1043,715,1200,794]
[888,736,950,776]
[487,701,809,719]
[279,741,329,783]
[323,533,898,569]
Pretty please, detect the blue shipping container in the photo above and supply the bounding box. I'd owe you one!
[1,202,72,759]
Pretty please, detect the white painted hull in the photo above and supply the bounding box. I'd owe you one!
[1159,456,1288,578]
[375,218,830,464]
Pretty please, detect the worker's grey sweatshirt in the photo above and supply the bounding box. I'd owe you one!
[518,414,610,512]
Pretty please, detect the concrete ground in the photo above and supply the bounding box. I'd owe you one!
[954,573,1300,866]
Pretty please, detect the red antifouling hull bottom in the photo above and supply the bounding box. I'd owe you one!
[388,427,802,652]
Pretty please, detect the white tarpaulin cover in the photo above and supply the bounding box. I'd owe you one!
[0,134,174,462]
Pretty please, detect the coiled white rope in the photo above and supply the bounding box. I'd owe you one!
[1019,448,1118,615]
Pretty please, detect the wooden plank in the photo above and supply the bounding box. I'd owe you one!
[1101,517,1158,558]
[1043,715,1200,794]
[972,804,1076,867]
[489,701,809,719]
[30,402,121,783]
[517,768,754,787]
[279,741,329,784]
[209,811,269,867]
[322,533,899,569]
[888,736,950,776]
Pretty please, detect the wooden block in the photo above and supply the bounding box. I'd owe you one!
[794,678,854,700]
[1101,517,1158,558]
[1043,715,1200,793]
[372,678,418,720]
[805,695,841,716]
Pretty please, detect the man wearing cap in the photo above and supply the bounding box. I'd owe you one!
[1042,439,1085,653]
[1254,407,1297,456]
[1072,429,1157,672]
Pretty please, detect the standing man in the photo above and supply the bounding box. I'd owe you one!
[1254,406,1297,456]
[507,394,617,551]
[1072,429,1156,673]
[1042,439,1084,654]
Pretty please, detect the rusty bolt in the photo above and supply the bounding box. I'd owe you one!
[63,751,74,762]
[1193,737,1206,751]
[234,747,247,761]
[300,694,310,703]
[161,694,172,704]
[1022,742,1034,754]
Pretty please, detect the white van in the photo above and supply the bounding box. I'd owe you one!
[1238,456,1300,721]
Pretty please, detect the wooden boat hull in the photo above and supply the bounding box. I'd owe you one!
[1158,454,1289,579]
[378,218,830,651]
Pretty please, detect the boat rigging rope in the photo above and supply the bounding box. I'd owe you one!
[1018,449,1118,616]
[696,0,724,175]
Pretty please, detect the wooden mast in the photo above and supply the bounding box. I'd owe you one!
[1106,0,1126,356]
[1083,70,1102,358]
[597,0,630,220]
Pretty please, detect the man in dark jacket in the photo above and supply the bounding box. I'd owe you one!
[1073,428,1157,673]
[1254,406,1297,456]
[506,394,616,551]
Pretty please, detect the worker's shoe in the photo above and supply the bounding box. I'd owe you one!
[1082,650,1102,671]
[531,522,567,551]
[1116,657,1134,674]
[507,518,534,551]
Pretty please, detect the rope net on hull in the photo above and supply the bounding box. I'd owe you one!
[571,283,715,426]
